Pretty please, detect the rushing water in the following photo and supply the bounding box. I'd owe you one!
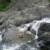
[0,17,50,50]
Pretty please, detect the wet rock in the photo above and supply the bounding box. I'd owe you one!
[38,23,50,37]
[0,0,50,50]
[39,23,50,32]
[37,31,50,50]
[2,26,34,44]
[19,44,37,50]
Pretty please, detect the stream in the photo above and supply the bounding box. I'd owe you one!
[0,17,50,50]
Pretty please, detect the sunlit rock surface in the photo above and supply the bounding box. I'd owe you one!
[0,0,50,27]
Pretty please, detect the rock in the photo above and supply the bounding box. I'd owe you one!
[37,32,50,50]
[0,0,50,28]
[19,44,37,50]
[2,26,34,44]
[39,23,50,32]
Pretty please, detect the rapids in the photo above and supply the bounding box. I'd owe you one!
[0,17,50,50]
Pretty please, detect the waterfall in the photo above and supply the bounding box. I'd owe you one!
[31,17,50,39]
[0,17,50,50]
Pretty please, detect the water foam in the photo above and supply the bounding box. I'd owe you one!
[2,44,21,50]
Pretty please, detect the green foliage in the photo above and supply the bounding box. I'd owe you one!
[0,1,11,11]
[48,0,50,2]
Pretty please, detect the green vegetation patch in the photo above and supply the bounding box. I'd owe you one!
[48,0,50,2]
[0,1,11,11]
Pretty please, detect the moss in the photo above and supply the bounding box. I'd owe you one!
[0,1,11,11]
[48,0,50,2]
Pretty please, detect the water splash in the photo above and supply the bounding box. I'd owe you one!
[0,35,2,42]
[31,17,50,39]
[2,44,21,50]
[0,31,3,42]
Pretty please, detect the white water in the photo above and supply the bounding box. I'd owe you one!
[31,17,50,39]
[0,17,50,50]
[2,44,37,50]
[0,35,2,42]
[2,44,21,50]
[0,31,3,42]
